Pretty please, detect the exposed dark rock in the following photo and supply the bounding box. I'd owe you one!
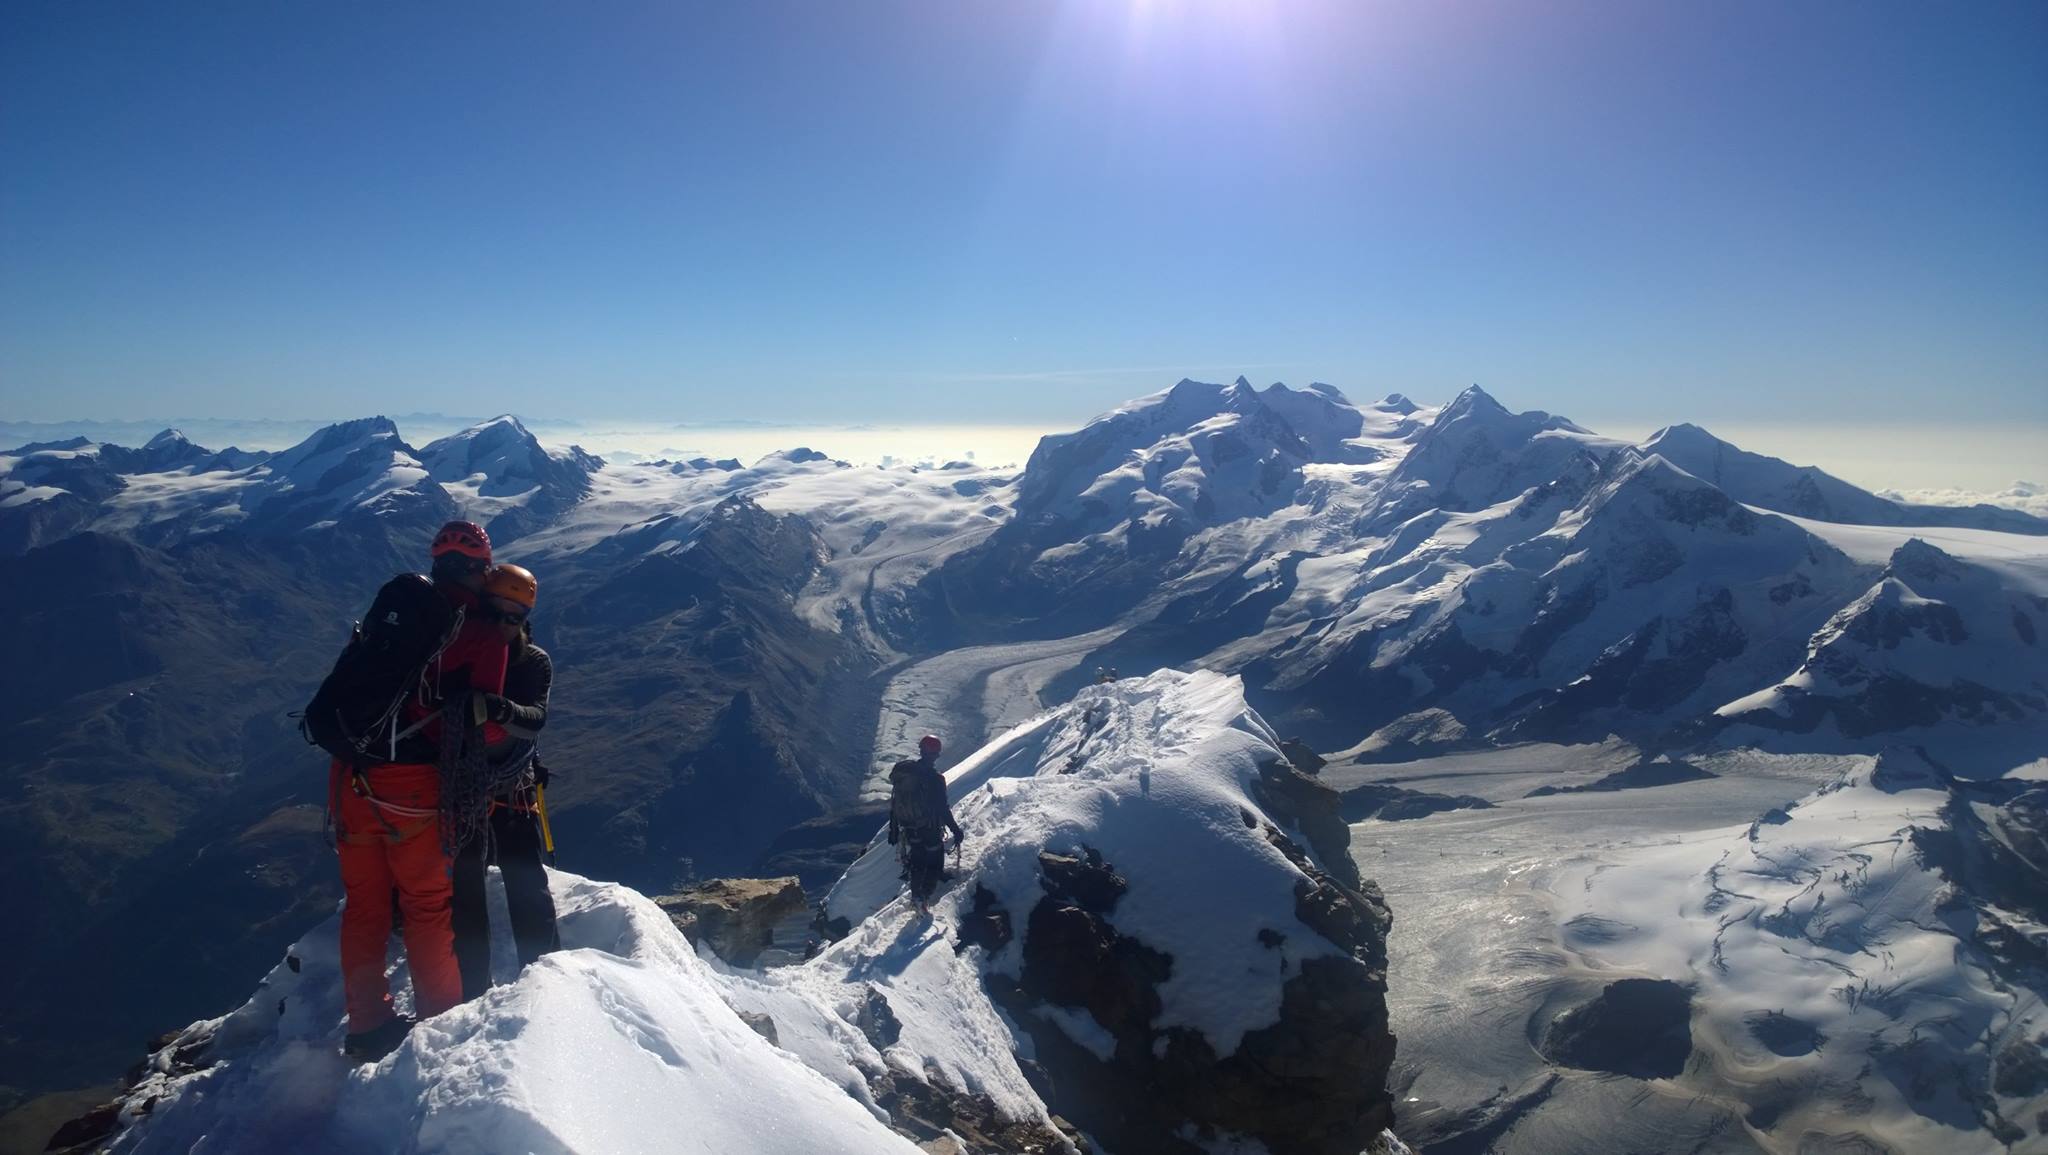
[1294,876,1393,973]
[1020,895,1170,1038]
[1340,782,1493,823]
[865,1066,1091,1154]
[955,884,1014,955]
[985,831,1395,1155]
[1251,759,1361,889]
[653,876,807,967]
[1036,849,1127,914]
[854,985,902,1051]
[1278,738,1325,775]
[44,1100,122,1155]
[1994,1033,2048,1097]
[1541,978,1694,1079]
[1746,1010,1825,1057]
[1525,759,1716,797]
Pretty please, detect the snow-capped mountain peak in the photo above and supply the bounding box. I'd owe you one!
[416,415,605,540]
[268,417,404,477]
[1370,388,1622,522]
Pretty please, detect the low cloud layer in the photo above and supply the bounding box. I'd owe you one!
[1877,481,2048,518]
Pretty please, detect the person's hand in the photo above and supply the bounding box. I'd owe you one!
[887,829,899,845]
[531,760,551,788]
[480,693,516,724]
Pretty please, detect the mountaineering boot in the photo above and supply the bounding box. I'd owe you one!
[343,1015,415,1063]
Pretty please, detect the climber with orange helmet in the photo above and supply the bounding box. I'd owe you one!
[450,562,561,999]
[325,519,511,1061]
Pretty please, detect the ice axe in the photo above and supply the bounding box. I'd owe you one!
[535,782,557,865]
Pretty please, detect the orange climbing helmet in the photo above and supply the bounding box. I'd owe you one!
[483,563,538,610]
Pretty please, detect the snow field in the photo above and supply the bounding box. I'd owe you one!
[1546,752,2044,1149]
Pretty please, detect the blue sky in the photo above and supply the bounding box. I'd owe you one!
[3,0,2044,448]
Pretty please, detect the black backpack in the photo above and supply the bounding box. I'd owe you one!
[301,573,463,765]
[889,759,942,831]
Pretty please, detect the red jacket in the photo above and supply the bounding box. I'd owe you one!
[402,582,510,748]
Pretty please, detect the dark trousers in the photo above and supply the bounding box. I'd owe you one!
[905,832,947,904]
[451,801,561,1001]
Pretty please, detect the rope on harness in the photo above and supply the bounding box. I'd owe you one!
[438,700,537,857]
[437,693,494,857]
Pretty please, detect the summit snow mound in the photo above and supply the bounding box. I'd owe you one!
[821,669,1400,1155]
[95,872,926,1155]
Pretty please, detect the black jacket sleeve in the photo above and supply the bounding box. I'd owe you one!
[499,643,553,739]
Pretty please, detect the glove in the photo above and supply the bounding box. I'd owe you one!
[887,829,899,845]
[480,693,516,725]
[531,759,551,788]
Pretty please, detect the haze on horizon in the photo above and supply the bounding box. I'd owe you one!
[3,1,2044,481]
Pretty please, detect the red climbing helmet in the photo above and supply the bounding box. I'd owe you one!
[919,734,942,758]
[430,520,492,563]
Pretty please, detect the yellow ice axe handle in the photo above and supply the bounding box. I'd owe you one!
[536,782,556,856]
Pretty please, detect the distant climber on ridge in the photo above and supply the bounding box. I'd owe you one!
[303,519,512,1062]
[451,562,561,1000]
[887,734,963,915]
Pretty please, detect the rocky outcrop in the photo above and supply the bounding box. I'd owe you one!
[1540,978,1694,1079]
[1249,758,1360,889]
[986,846,1397,1155]
[655,877,807,966]
[1340,782,1494,822]
[1525,758,1715,797]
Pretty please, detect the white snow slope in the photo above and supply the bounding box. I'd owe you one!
[1551,749,2048,1149]
[99,670,1404,1155]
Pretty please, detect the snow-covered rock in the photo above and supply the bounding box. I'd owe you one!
[823,670,1397,1155]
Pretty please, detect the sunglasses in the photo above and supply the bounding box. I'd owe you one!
[435,554,489,576]
[484,597,530,624]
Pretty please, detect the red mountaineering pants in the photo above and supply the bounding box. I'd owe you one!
[331,760,463,1035]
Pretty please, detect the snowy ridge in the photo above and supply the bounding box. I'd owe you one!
[97,671,1404,1155]
[1717,538,2048,737]
[105,874,928,1155]
[1549,748,2048,1148]
[828,670,1345,1055]
[1643,422,2048,534]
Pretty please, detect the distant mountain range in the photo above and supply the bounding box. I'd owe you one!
[2,380,2043,1107]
